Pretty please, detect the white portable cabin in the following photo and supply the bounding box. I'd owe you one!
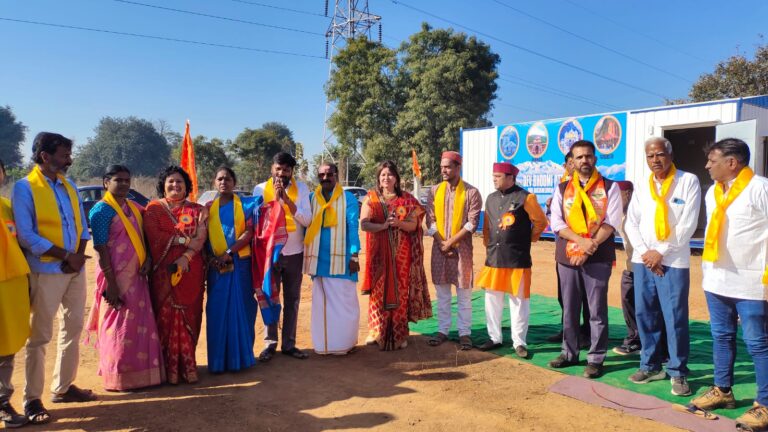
[460,95,768,243]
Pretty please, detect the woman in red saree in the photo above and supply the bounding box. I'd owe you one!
[361,160,431,351]
[144,166,208,384]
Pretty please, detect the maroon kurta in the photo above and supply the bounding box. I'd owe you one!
[425,181,482,288]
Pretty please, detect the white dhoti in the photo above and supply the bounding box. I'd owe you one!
[311,277,359,355]
[484,286,529,348]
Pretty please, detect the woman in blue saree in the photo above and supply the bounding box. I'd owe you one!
[205,167,259,373]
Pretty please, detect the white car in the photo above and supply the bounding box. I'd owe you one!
[196,190,253,205]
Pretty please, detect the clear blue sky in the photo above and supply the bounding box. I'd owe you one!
[1,0,766,161]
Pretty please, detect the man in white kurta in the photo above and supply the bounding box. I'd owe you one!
[682,138,768,431]
[624,137,701,397]
[303,163,361,355]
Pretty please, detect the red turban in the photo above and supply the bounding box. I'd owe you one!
[493,162,519,176]
[441,151,462,164]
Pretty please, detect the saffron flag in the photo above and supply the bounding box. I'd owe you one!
[180,120,198,202]
[252,200,287,325]
[412,149,422,178]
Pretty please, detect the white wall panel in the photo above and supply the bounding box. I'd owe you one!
[461,127,497,204]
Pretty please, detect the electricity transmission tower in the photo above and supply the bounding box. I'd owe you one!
[322,0,381,185]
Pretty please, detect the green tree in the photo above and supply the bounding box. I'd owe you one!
[189,136,233,190]
[684,43,768,102]
[262,122,298,155]
[70,116,171,179]
[0,105,27,168]
[396,23,499,182]
[229,125,287,188]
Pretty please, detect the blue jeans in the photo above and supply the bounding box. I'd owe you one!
[705,291,768,405]
[633,264,689,377]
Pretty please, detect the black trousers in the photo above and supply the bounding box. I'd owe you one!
[557,264,590,338]
[265,252,304,351]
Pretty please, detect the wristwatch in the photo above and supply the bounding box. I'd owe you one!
[177,236,187,245]
[226,249,234,257]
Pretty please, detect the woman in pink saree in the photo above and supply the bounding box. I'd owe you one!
[86,165,164,390]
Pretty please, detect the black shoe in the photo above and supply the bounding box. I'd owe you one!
[546,331,563,342]
[477,340,502,351]
[583,363,604,379]
[549,354,579,368]
[0,398,28,428]
[258,346,276,362]
[612,343,641,355]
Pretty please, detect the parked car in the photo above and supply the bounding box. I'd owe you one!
[196,190,253,205]
[343,186,367,214]
[77,186,151,227]
[417,185,435,206]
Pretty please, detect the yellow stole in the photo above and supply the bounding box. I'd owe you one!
[208,194,251,258]
[263,177,299,232]
[27,165,83,262]
[102,192,146,266]
[564,170,606,236]
[560,172,571,183]
[435,180,466,240]
[304,184,342,245]
[0,197,30,281]
[649,164,677,241]
[703,166,753,263]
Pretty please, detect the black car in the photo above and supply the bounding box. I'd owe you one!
[78,186,151,226]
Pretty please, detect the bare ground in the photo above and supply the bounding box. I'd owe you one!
[7,236,707,431]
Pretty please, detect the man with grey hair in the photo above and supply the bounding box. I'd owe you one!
[624,136,700,396]
[677,138,768,432]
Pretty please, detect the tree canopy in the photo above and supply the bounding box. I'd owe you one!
[683,43,768,103]
[70,116,171,179]
[0,105,26,168]
[326,23,499,185]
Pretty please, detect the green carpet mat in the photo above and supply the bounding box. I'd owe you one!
[410,292,758,419]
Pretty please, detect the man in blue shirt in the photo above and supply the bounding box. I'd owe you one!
[12,132,95,425]
[302,162,360,355]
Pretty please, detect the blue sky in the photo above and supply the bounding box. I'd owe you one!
[1,0,766,161]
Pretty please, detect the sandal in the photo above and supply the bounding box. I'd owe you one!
[427,332,449,347]
[51,385,97,403]
[458,335,473,351]
[258,347,276,362]
[24,399,51,425]
[281,347,308,360]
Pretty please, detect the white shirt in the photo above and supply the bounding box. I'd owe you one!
[702,175,768,300]
[253,179,312,256]
[625,169,701,269]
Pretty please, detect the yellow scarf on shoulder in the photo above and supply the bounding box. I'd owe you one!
[263,177,299,232]
[649,164,677,241]
[208,194,251,258]
[703,166,753,263]
[565,170,604,236]
[435,180,466,240]
[304,184,342,245]
[102,191,146,266]
[27,165,83,262]
[0,197,30,281]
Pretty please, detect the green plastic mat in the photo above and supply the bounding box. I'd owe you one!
[410,291,758,419]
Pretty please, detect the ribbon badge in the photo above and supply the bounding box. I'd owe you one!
[498,212,516,230]
[395,205,408,220]
[176,213,194,230]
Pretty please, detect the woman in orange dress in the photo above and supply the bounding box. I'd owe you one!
[144,166,208,384]
[360,160,431,351]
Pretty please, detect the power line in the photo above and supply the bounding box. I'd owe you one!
[494,101,556,118]
[561,0,707,63]
[499,75,621,111]
[390,0,669,99]
[0,17,326,59]
[112,0,324,36]
[229,0,327,18]
[491,0,692,83]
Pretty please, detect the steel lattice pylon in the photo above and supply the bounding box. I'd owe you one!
[322,0,381,185]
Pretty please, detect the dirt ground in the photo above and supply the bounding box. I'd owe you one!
[6,236,708,431]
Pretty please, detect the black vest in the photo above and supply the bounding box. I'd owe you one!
[484,185,533,268]
[554,178,616,265]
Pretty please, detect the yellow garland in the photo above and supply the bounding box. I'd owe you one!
[435,180,466,240]
[304,184,342,245]
[703,166,754,262]
[649,164,677,241]
[263,177,299,232]
[102,191,146,265]
[27,165,83,262]
[208,194,251,258]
